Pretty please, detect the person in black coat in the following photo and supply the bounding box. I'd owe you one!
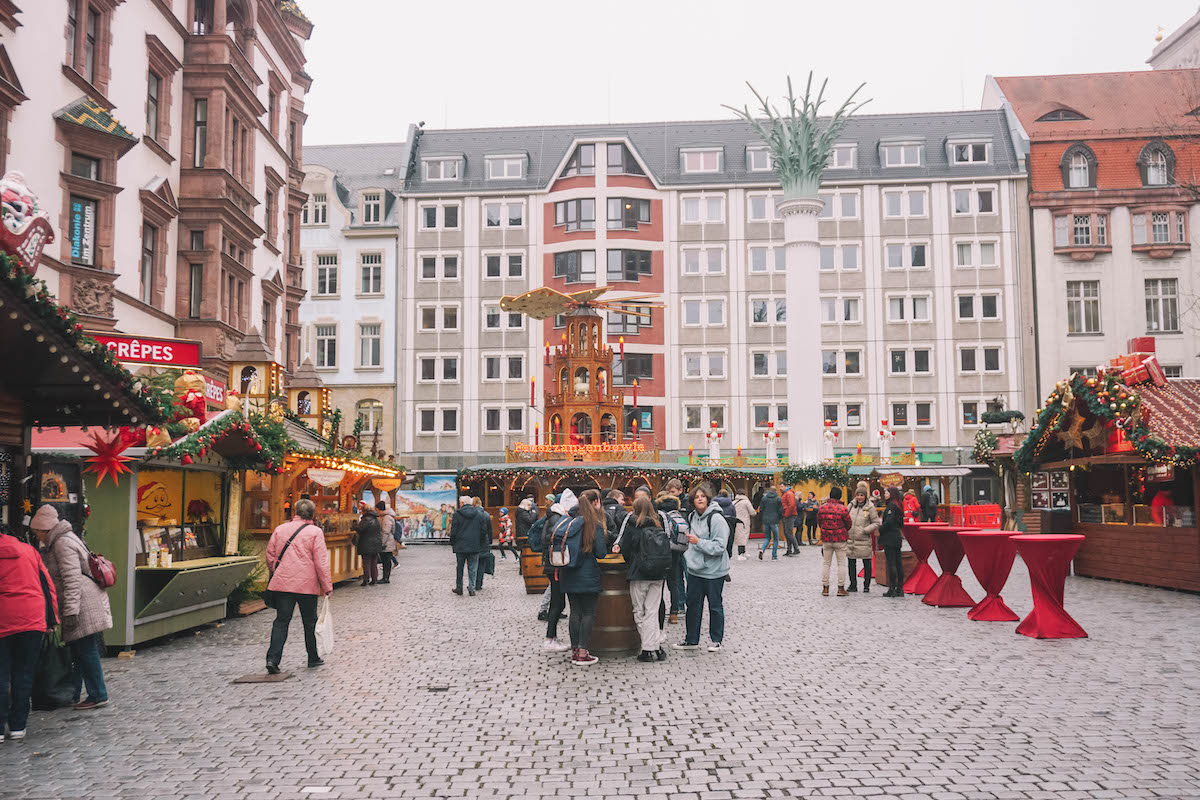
[449,497,492,597]
[353,503,383,587]
[602,489,632,545]
[880,487,906,598]
[656,479,688,623]
[616,495,671,662]
[514,497,538,547]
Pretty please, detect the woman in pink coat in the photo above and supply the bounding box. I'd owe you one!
[265,499,332,674]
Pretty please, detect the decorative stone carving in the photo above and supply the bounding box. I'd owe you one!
[72,276,114,318]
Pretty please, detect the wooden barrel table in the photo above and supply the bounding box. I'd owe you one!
[872,550,918,587]
[590,556,638,657]
[519,543,549,594]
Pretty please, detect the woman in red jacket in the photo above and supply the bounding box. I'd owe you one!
[0,532,58,740]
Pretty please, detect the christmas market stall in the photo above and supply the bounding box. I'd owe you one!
[1014,340,1199,592]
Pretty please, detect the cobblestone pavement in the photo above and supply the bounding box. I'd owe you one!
[2,544,1199,800]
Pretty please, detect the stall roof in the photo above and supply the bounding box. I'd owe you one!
[847,465,978,477]
[460,461,783,478]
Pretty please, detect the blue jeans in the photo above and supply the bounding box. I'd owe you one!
[668,552,686,613]
[0,631,43,731]
[761,522,779,558]
[684,574,725,645]
[68,632,107,703]
[455,552,480,591]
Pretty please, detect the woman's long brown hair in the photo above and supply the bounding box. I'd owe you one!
[578,489,603,553]
[633,495,660,527]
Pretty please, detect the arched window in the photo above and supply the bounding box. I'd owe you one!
[1060,144,1097,190]
[296,391,311,415]
[239,365,257,394]
[1138,141,1176,187]
[356,399,383,434]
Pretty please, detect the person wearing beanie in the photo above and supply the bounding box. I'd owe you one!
[30,505,112,710]
[816,487,852,596]
[497,507,518,561]
[847,482,880,593]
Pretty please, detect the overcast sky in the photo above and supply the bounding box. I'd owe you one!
[301,0,1197,145]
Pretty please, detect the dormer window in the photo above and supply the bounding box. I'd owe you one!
[486,155,525,180]
[747,146,772,172]
[1060,143,1097,189]
[1138,141,1175,187]
[423,158,461,181]
[563,144,595,176]
[951,142,989,164]
[1036,108,1088,122]
[681,148,721,174]
[606,144,644,176]
[827,144,856,169]
[881,142,921,167]
[362,192,382,224]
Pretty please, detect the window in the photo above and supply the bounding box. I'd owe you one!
[960,349,977,373]
[821,350,861,376]
[888,295,931,323]
[680,246,724,276]
[681,193,725,224]
[607,143,644,175]
[821,296,861,324]
[1139,142,1175,187]
[359,324,382,367]
[817,190,859,220]
[845,403,862,428]
[747,192,782,222]
[484,305,501,330]
[683,405,726,432]
[553,250,596,283]
[1038,108,1087,122]
[84,8,99,83]
[483,201,524,229]
[889,348,932,375]
[146,72,160,141]
[302,193,324,226]
[485,253,524,280]
[1062,144,1096,189]
[983,347,1001,372]
[418,407,459,435]
[681,149,720,173]
[952,142,989,164]
[608,249,653,281]
[882,189,927,218]
[892,404,908,427]
[612,353,653,385]
[952,186,996,215]
[884,242,929,270]
[751,350,787,378]
[315,254,338,296]
[749,245,787,273]
[1147,150,1169,186]
[747,146,772,172]
[485,354,525,381]
[683,351,726,379]
[423,158,461,181]
[882,142,921,167]
[419,254,459,281]
[682,298,725,327]
[1055,212,1109,249]
[486,156,524,179]
[828,144,856,169]
[129,221,154,307]
[607,305,650,335]
[419,356,459,383]
[961,401,1001,426]
[420,204,460,230]
[1163,365,1183,379]
[315,325,336,367]
[1066,280,1101,334]
[190,98,208,167]
[563,144,596,176]
[362,192,382,224]
[554,198,596,232]
[359,252,382,294]
[916,403,933,427]
[356,401,383,434]
[188,264,202,318]
[1145,279,1179,333]
[607,197,651,230]
[418,305,459,331]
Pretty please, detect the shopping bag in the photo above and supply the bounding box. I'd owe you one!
[315,596,334,657]
[32,628,75,710]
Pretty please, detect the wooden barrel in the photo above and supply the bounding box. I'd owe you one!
[872,550,918,587]
[519,545,549,594]
[590,556,638,657]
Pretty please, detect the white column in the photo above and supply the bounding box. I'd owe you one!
[779,196,825,465]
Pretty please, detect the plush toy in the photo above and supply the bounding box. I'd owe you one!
[225,390,242,412]
[173,370,207,423]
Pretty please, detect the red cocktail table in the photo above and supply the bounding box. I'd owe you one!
[1011,534,1088,639]
[901,522,946,594]
[922,526,980,607]
[958,530,1019,621]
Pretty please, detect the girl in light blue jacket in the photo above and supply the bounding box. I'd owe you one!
[674,484,730,653]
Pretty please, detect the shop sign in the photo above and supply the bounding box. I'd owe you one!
[203,376,225,409]
[372,478,403,492]
[307,468,345,487]
[512,442,646,456]
[1146,464,1175,483]
[69,196,96,266]
[878,472,905,489]
[88,333,202,368]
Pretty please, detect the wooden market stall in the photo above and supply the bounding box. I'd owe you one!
[1015,343,1200,592]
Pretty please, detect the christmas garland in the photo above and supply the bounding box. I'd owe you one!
[288,448,405,473]
[780,463,851,486]
[325,409,342,453]
[0,253,172,424]
[972,430,999,464]
[144,411,290,474]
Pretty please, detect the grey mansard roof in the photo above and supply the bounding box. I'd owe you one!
[302,141,410,225]
[398,110,1024,194]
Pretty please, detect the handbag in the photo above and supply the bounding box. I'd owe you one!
[262,523,307,609]
[548,519,572,567]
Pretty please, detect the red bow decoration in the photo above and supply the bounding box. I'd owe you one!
[83,430,133,486]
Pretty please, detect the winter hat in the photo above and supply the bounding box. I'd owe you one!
[855,481,870,497]
[31,504,60,531]
[500,507,509,516]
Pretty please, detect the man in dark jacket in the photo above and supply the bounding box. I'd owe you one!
[756,487,784,560]
[353,503,383,586]
[449,496,492,596]
[602,489,632,546]
[920,486,940,522]
[800,492,820,545]
[656,479,688,624]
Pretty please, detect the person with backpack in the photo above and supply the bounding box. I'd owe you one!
[656,479,689,624]
[880,487,906,598]
[780,484,800,556]
[616,495,672,662]
[800,492,820,545]
[817,487,853,597]
[732,491,754,560]
[673,484,730,653]
[713,489,738,559]
[264,499,333,674]
[540,491,576,648]
[920,485,940,522]
[31,505,112,710]
[756,485,783,561]
[549,489,609,666]
[0,528,58,739]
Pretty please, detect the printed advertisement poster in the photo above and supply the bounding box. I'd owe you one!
[391,486,457,540]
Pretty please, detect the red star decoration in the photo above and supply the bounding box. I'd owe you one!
[83,430,133,486]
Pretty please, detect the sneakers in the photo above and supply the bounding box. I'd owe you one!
[863,584,870,594]
[266,662,280,675]
[837,586,849,597]
[737,555,747,561]
[468,589,476,596]
[543,638,570,653]
[758,550,764,560]
[668,613,678,624]
[308,657,324,668]
[637,650,656,662]
[72,699,107,711]
[672,641,700,650]
[707,642,722,653]
[571,649,598,666]
[8,730,24,741]
[656,647,668,661]
[821,586,829,596]
[452,588,463,596]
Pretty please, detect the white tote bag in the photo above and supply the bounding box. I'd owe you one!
[315,595,334,657]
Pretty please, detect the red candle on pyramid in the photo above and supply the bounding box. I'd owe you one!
[619,336,625,360]
[632,379,638,409]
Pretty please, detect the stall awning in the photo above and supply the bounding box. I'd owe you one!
[847,465,978,477]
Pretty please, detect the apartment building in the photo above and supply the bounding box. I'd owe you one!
[301,110,1031,477]
[986,70,1200,398]
[2,0,313,376]
[299,142,408,456]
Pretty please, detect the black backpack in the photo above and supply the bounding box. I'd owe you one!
[526,515,547,551]
[638,524,673,580]
[723,512,740,556]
